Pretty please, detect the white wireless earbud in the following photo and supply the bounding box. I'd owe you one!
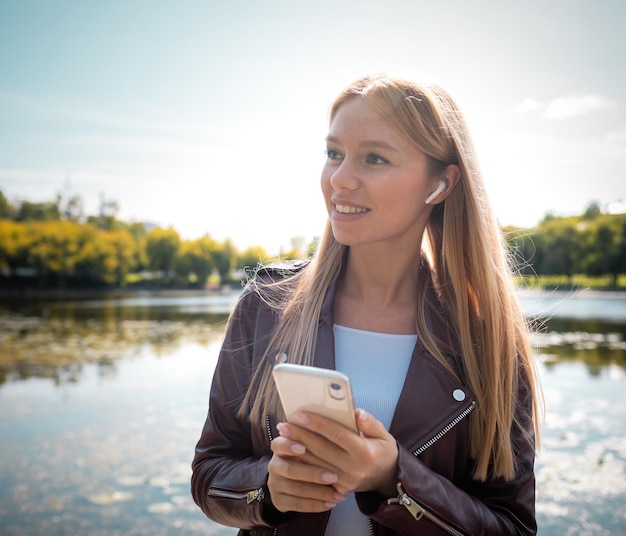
[425,180,446,205]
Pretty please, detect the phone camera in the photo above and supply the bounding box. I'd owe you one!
[328,382,345,400]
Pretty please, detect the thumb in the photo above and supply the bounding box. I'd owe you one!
[355,409,388,438]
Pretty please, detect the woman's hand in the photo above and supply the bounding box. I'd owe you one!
[267,409,398,512]
[267,430,348,513]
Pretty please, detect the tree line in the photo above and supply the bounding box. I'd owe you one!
[504,202,626,287]
[0,190,624,290]
[0,190,310,290]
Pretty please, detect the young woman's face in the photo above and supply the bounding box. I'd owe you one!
[321,97,437,250]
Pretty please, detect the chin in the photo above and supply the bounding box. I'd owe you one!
[330,230,355,247]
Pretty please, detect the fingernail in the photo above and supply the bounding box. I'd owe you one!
[290,443,306,454]
[323,501,337,508]
[357,409,369,422]
[276,422,290,438]
[295,412,310,425]
[333,492,346,501]
[321,471,338,484]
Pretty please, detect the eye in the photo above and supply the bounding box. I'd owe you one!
[365,153,389,165]
[325,148,343,161]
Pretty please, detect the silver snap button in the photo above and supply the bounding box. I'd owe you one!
[452,389,466,402]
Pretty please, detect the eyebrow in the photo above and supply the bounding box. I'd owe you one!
[325,136,399,152]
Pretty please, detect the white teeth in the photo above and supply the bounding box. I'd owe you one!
[335,204,369,214]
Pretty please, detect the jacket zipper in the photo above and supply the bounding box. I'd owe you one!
[268,415,279,536]
[207,487,265,504]
[388,483,465,536]
[385,401,475,535]
[413,401,475,456]
[266,413,274,443]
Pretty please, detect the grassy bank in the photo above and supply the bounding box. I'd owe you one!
[516,274,626,290]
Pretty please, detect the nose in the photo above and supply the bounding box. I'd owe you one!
[329,158,359,191]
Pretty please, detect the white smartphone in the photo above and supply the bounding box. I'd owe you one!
[272,363,358,433]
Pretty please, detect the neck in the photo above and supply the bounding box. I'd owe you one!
[333,243,422,335]
[342,247,420,306]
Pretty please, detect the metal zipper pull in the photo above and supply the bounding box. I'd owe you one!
[208,487,265,504]
[246,487,265,504]
[387,483,465,536]
[387,482,425,520]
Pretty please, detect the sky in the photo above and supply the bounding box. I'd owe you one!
[1,0,624,254]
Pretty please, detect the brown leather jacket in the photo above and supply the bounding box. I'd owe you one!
[191,261,537,535]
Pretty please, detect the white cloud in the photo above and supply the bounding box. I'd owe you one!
[544,95,616,119]
[607,200,626,214]
[514,94,618,119]
[515,98,543,114]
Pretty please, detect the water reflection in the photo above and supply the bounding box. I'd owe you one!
[0,290,625,535]
[530,318,626,375]
[0,294,236,386]
[2,291,624,386]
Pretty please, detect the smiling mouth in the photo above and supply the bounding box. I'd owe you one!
[335,204,370,214]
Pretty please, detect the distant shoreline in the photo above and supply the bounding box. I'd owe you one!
[1,285,624,304]
[516,287,626,299]
[0,285,240,303]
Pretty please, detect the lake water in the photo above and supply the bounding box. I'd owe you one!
[0,289,625,535]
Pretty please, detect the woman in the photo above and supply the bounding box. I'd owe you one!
[192,73,541,535]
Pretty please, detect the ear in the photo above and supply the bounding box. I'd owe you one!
[427,165,461,205]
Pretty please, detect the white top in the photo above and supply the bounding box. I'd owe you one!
[325,325,416,535]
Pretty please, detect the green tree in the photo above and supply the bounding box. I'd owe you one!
[615,219,626,285]
[0,220,31,278]
[16,198,61,221]
[0,191,16,219]
[144,227,181,277]
[581,215,626,286]
[75,225,116,285]
[237,245,271,270]
[65,225,137,287]
[124,222,150,270]
[536,218,582,281]
[213,238,237,284]
[27,221,82,287]
[582,201,602,220]
[177,236,216,287]
[86,196,121,231]
[107,229,138,286]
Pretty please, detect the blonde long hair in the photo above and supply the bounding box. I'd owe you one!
[239,73,540,481]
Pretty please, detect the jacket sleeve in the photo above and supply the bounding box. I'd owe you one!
[357,374,537,536]
[190,288,289,530]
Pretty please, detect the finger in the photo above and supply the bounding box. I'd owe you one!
[268,452,340,486]
[268,475,346,513]
[272,427,307,456]
[289,411,399,496]
[291,412,359,451]
[274,424,341,471]
[278,421,349,472]
[355,409,391,439]
[267,455,347,513]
